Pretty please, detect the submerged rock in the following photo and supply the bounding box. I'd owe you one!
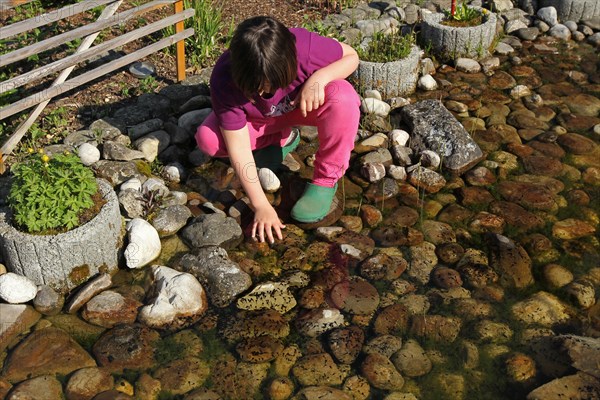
[138,265,208,330]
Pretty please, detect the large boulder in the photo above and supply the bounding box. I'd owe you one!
[401,100,484,174]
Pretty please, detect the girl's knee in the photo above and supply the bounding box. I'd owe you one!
[195,125,220,157]
[325,80,360,108]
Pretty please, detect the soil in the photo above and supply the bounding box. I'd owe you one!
[0,0,326,162]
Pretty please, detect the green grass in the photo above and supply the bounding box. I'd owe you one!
[356,31,416,63]
[161,0,232,69]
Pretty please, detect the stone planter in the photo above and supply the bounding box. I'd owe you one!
[350,44,422,99]
[420,8,497,61]
[538,0,600,22]
[0,178,122,293]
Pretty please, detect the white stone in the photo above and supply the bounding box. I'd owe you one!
[480,57,501,74]
[418,74,438,90]
[163,162,186,183]
[505,19,528,34]
[138,265,207,329]
[389,129,410,147]
[490,0,513,11]
[164,191,188,206]
[364,89,382,100]
[359,133,388,149]
[455,58,481,73]
[315,226,344,241]
[78,143,100,166]
[134,135,160,162]
[420,58,436,75]
[361,97,391,117]
[0,273,38,304]
[258,168,281,193]
[564,20,578,32]
[549,24,571,40]
[387,165,407,180]
[420,150,441,169]
[510,85,532,99]
[537,6,558,27]
[142,177,169,198]
[120,177,142,192]
[494,42,515,55]
[593,124,600,136]
[124,218,161,269]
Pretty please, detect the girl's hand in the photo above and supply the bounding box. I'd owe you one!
[251,202,285,243]
[294,74,325,117]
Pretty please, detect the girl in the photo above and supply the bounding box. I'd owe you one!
[196,16,360,244]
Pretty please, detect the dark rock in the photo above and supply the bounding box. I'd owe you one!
[359,253,408,281]
[328,325,364,364]
[373,303,410,335]
[435,242,465,264]
[370,226,424,247]
[181,213,243,249]
[92,324,159,373]
[486,233,534,289]
[330,277,380,315]
[489,201,545,231]
[401,100,484,174]
[3,327,96,383]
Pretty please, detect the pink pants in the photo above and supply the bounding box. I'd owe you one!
[195,79,360,188]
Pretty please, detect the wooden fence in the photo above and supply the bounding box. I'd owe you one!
[0,0,194,156]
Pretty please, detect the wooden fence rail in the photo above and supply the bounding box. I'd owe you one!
[0,0,194,156]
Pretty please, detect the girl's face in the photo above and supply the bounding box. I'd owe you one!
[259,81,272,96]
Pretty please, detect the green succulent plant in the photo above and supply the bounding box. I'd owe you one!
[8,150,98,233]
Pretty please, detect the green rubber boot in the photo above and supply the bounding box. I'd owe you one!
[291,182,338,223]
[253,128,300,171]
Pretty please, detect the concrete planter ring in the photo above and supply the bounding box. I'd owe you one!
[538,0,600,23]
[420,7,498,61]
[0,178,123,293]
[350,44,422,100]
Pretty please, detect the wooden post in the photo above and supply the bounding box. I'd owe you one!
[174,0,186,81]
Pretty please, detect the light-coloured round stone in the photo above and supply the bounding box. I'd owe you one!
[418,74,438,90]
[364,89,382,101]
[387,165,407,180]
[455,58,481,73]
[0,263,6,275]
[361,97,391,117]
[537,6,558,27]
[124,218,161,269]
[120,177,142,192]
[258,168,281,193]
[78,143,100,166]
[549,24,571,40]
[163,162,186,183]
[0,273,38,303]
[389,129,410,147]
[542,264,573,288]
[420,150,441,169]
[510,85,531,99]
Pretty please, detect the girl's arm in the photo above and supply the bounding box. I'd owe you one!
[221,126,285,243]
[294,42,359,116]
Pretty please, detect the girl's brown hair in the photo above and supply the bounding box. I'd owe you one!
[229,16,297,98]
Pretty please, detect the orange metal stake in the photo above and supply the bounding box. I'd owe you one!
[174,0,186,81]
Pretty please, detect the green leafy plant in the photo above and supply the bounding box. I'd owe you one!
[162,0,227,69]
[9,150,99,233]
[356,31,415,63]
[443,1,484,26]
